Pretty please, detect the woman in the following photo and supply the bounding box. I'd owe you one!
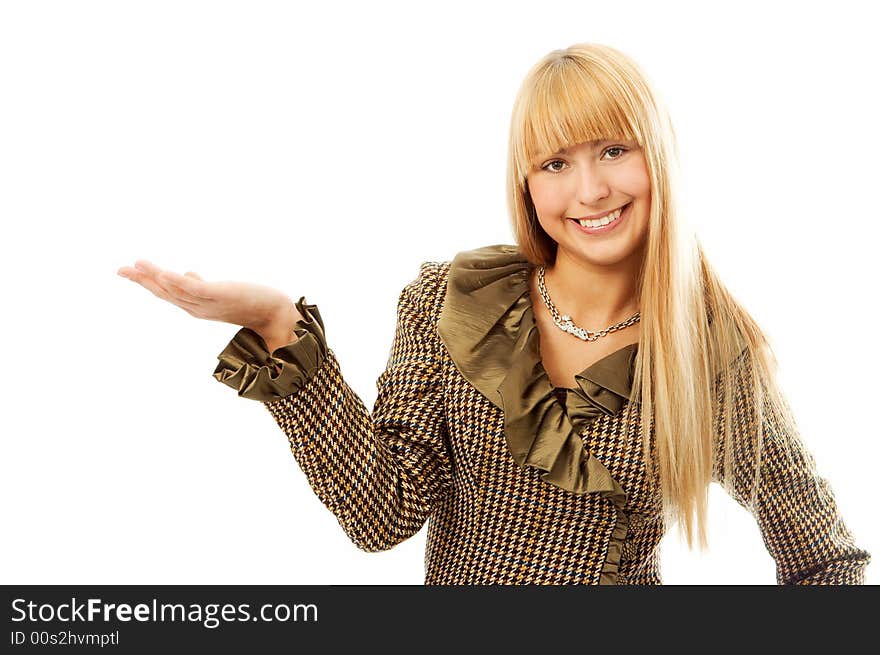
[118,43,871,584]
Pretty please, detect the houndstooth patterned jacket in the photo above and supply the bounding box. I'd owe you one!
[213,245,871,585]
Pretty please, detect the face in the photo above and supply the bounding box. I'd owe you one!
[526,139,651,269]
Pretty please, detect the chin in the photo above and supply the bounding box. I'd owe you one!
[561,239,644,267]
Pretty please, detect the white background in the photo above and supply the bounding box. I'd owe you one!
[1,0,877,585]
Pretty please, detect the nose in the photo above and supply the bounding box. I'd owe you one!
[574,163,610,207]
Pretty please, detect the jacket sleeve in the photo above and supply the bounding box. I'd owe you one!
[212,261,454,552]
[712,349,871,584]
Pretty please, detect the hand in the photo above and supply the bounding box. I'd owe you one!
[117,259,303,335]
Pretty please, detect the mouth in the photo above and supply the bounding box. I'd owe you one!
[567,201,632,235]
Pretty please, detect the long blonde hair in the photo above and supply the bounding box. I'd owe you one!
[507,43,801,550]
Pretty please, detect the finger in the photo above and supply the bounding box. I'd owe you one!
[160,270,213,300]
[131,259,177,295]
[133,259,164,277]
[148,278,202,310]
[123,268,201,309]
[184,271,203,280]
[158,271,210,303]
[127,260,211,303]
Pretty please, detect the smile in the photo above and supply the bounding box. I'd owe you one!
[567,202,631,234]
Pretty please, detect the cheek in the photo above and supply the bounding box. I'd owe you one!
[528,182,566,217]
[631,200,651,240]
[623,154,651,199]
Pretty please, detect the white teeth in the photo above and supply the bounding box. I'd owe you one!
[577,205,625,228]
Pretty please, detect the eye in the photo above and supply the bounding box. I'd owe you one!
[602,146,627,160]
[540,159,566,173]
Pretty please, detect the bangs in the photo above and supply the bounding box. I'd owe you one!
[511,58,640,183]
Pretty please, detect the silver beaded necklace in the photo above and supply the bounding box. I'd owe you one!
[536,265,640,342]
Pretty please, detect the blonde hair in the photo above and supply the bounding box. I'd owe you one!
[506,43,802,550]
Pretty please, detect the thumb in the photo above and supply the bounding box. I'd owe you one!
[184,271,203,280]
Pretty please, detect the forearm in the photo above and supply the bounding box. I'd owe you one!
[264,347,453,552]
[213,267,454,552]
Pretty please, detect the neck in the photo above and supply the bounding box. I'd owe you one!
[540,248,642,330]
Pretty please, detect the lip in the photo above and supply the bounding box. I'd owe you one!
[570,203,629,221]
[568,202,631,235]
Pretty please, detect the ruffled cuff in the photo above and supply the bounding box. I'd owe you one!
[212,296,327,402]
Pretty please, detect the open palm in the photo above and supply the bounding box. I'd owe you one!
[117,259,301,336]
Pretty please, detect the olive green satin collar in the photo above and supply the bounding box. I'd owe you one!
[437,244,636,501]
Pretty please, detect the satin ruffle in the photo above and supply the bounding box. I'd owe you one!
[212,296,327,402]
[436,244,639,583]
[436,244,638,495]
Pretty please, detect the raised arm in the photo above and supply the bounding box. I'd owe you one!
[212,262,454,552]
